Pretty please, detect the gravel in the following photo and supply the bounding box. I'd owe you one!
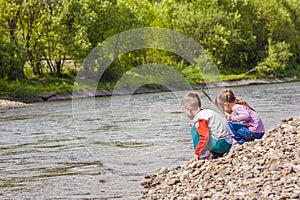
[0,99,31,110]
[140,114,300,199]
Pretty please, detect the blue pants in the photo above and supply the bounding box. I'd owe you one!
[228,122,264,144]
[190,125,231,154]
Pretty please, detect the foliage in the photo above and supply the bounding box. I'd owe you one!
[0,41,26,80]
[255,39,293,77]
[0,0,299,99]
[0,78,74,100]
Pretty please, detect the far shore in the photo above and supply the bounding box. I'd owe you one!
[0,77,296,110]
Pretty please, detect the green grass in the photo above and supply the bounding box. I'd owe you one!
[221,74,247,81]
[0,78,75,101]
[0,76,118,101]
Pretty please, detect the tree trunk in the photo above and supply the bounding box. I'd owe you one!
[55,60,62,75]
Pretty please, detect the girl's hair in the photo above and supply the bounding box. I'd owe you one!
[215,89,255,111]
[181,92,201,110]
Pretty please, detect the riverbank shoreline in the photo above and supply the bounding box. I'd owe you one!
[0,77,297,109]
[0,99,32,110]
[140,114,300,199]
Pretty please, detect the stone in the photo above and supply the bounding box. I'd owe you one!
[150,178,161,186]
[192,169,201,177]
[167,178,180,186]
[141,180,150,188]
[159,167,168,174]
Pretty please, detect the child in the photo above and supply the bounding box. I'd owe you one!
[215,89,265,144]
[181,92,233,163]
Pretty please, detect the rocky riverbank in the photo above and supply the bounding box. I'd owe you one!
[140,115,300,199]
[0,99,31,110]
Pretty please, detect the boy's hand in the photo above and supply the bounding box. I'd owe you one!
[189,153,199,163]
[187,121,194,126]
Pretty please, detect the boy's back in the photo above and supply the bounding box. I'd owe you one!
[193,109,232,140]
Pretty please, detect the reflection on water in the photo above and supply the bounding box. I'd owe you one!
[0,82,299,199]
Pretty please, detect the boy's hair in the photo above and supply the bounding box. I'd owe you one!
[181,92,201,110]
[215,89,255,111]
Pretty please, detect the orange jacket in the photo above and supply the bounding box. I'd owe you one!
[194,119,210,155]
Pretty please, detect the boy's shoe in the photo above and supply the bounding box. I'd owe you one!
[200,150,214,160]
[200,150,225,160]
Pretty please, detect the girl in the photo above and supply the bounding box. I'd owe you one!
[215,89,265,144]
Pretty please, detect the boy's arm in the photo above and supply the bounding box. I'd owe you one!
[194,119,210,156]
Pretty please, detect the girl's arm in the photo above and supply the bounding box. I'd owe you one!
[231,105,251,122]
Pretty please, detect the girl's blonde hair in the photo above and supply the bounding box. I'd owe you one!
[215,89,255,111]
[181,92,201,110]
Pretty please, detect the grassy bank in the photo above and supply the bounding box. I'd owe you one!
[0,78,72,101]
[0,69,299,102]
[0,76,118,102]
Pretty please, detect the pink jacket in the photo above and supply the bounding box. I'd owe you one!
[231,104,265,133]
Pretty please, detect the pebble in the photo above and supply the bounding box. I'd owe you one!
[140,114,300,199]
[167,178,180,186]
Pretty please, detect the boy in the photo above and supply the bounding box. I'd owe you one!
[181,92,233,163]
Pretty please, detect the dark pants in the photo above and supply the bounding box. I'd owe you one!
[228,122,264,144]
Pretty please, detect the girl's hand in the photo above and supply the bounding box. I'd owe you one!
[225,113,232,121]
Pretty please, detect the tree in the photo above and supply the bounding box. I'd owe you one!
[154,0,248,71]
[0,0,26,80]
[0,40,26,80]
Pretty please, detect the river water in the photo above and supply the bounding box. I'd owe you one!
[1,82,299,199]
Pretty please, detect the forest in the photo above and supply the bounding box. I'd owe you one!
[0,0,299,99]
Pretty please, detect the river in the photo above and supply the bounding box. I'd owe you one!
[0,81,299,199]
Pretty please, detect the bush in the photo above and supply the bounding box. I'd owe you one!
[0,79,42,99]
[0,41,26,80]
[256,39,292,77]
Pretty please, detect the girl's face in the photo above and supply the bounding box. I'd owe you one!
[224,102,233,113]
